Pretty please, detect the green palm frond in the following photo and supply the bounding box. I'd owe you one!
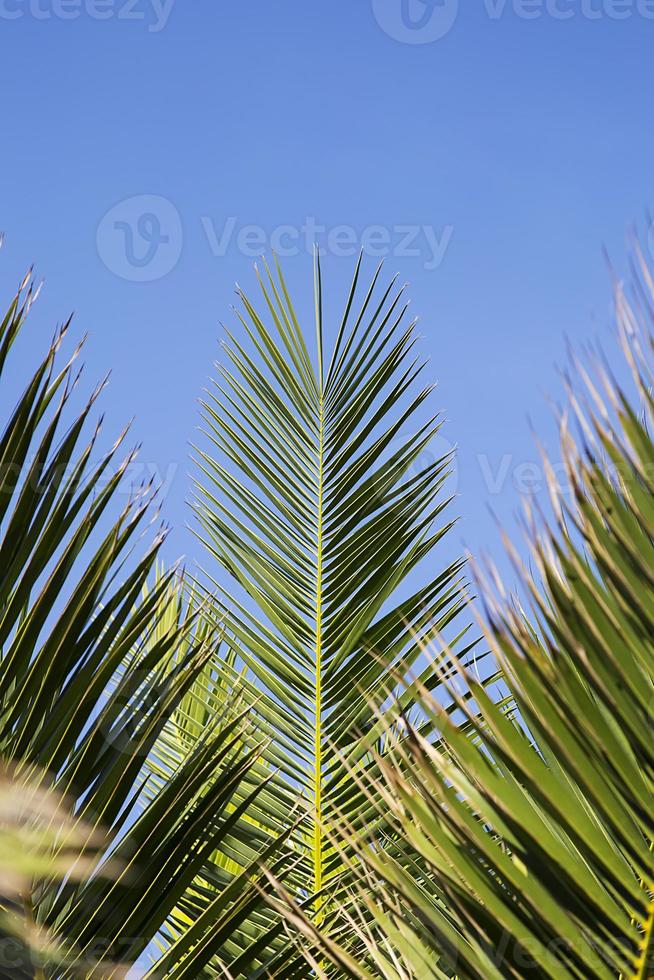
[144,571,307,978]
[301,245,654,979]
[0,268,290,977]
[192,253,473,948]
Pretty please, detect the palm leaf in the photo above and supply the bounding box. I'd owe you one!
[143,572,307,977]
[0,266,289,977]
[192,253,473,950]
[302,242,654,979]
[0,764,111,974]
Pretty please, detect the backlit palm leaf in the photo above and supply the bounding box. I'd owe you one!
[302,246,654,979]
[144,572,307,978]
[193,253,473,939]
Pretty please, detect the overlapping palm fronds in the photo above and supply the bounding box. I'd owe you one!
[144,572,307,979]
[294,246,654,979]
[12,231,654,980]
[192,252,475,960]
[0,267,291,977]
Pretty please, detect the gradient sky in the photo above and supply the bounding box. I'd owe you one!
[1,0,653,591]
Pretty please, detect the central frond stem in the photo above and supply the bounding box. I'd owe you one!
[314,394,325,915]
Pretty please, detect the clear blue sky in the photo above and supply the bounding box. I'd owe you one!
[1,1,652,590]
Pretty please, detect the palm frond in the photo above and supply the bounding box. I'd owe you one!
[192,253,473,954]
[304,242,654,979]
[144,572,307,977]
[0,269,288,977]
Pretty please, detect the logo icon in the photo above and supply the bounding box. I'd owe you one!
[97,195,182,282]
[372,0,459,44]
[388,429,459,497]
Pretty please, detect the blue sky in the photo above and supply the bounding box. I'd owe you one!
[1,0,652,591]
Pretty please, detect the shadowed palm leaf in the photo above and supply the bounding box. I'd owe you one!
[0,268,292,977]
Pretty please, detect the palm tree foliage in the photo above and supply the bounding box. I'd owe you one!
[8,236,654,980]
[0,764,107,972]
[143,573,308,978]
[294,253,654,979]
[0,268,291,977]
[192,252,474,941]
